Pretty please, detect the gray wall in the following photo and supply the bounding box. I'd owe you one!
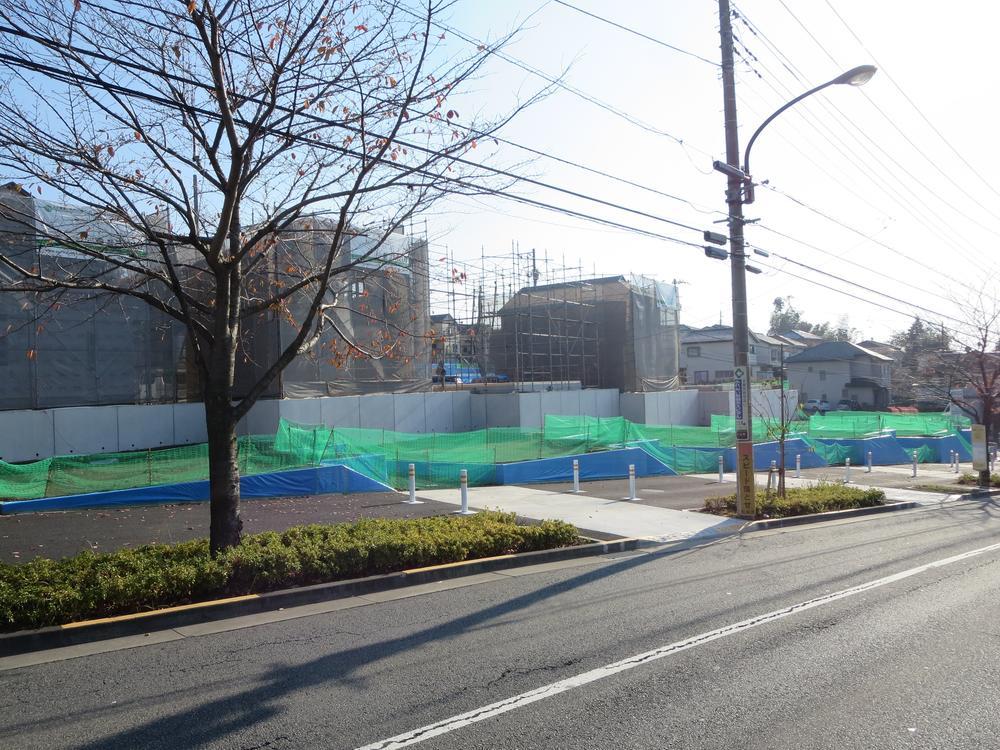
[786,361,851,404]
[0,387,795,462]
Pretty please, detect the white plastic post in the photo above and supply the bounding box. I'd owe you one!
[795,453,801,479]
[627,464,636,500]
[454,468,475,515]
[845,457,851,484]
[911,450,918,478]
[572,459,580,493]
[953,451,959,473]
[718,455,725,483]
[866,451,873,473]
[405,463,423,504]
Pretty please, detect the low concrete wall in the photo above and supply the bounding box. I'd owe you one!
[1,387,791,462]
[0,388,603,461]
[620,390,700,425]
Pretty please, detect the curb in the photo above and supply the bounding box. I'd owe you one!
[0,537,641,658]
[742,500,920,531]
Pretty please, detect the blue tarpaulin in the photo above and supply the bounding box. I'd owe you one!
[0,463,393,514]
[495,447,676,485]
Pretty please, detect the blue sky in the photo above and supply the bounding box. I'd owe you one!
[416,0,1000,343]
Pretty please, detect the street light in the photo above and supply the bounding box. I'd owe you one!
[742,65,877,204]
[715,48,876,517]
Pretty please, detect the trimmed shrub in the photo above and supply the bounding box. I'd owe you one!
[957,472,1000,487]
[0,512,578,632]
[703,483,885,518]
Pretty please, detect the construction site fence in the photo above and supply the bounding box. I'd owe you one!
[0,411,974,501]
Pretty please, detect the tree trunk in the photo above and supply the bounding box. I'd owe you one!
[205,388,242,555]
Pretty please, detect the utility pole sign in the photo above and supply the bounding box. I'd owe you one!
[734,366,750,441]
[733,365,755,516]
[972,424,988,471]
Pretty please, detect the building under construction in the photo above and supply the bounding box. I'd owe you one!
[0,186,433,409]
[489,275,681,392]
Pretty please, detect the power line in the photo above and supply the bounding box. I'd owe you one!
[730,6,999,270]
[754,260,971,341]
[0,25,711,241]
[770,0,1000,231]
[73,0,719,219]
[551,0,720,67]
[821,0,1000,202]
[394,3,716,154]
[751,183,973,298]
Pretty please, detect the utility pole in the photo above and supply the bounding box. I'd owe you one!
[718,0,755,516]
[778,343,786,496]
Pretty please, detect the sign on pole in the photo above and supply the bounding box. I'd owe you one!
[734,366,750,441]
[972,424,988,471]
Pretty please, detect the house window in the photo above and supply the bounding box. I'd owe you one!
[694,370,709,384]
[807,366,813,372]
[749,345,756,354]
[819,370,826,381]
[349,280,365,299]
[715,369,734,380]
[687,346,701,357]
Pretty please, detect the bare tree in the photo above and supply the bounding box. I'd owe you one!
[917,288,1000,488]
[752,383,803,498]
[0,0,536,551]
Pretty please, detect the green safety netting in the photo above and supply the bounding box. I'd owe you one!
[807,411,970,439]
[0,410,975,501]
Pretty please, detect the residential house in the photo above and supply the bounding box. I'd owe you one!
[780,329,826,346]
[784,341,893,409]
[679,325,782,385]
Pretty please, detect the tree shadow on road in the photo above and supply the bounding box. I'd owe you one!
[71,550,665,750]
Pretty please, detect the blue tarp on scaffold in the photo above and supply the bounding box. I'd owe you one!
[0,463,394,514]
[495,446,677,485]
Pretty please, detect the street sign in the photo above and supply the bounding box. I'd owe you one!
[734,367,750,441]
[972,424,988,471]
[737,444,755,516]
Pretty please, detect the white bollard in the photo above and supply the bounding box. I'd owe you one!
[718,455,725,483]
[911,450,918,478]
[627,464,636,500]
[454,468,475,515]
[866,451,873,473]
[844,457,851,484]
[795,453,801,479]
[572,459,580,493]
[405,463,423,504]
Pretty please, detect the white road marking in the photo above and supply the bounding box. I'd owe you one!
[356,540,1000,750]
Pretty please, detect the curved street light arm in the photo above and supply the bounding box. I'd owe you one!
[742,65,876,201]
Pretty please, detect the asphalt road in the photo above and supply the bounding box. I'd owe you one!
[3,497,999,749]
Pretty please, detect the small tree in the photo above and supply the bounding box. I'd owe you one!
[916,291,1000,488]
[753,382,802,497]
[0,0,536,552]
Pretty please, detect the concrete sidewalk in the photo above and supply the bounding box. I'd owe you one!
[418,485,744,543]
[690,471,959,506]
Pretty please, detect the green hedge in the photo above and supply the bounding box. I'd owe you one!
[703,484,885,518]
[0,512,578,632]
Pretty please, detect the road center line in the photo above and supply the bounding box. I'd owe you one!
[356,540,1000,750]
